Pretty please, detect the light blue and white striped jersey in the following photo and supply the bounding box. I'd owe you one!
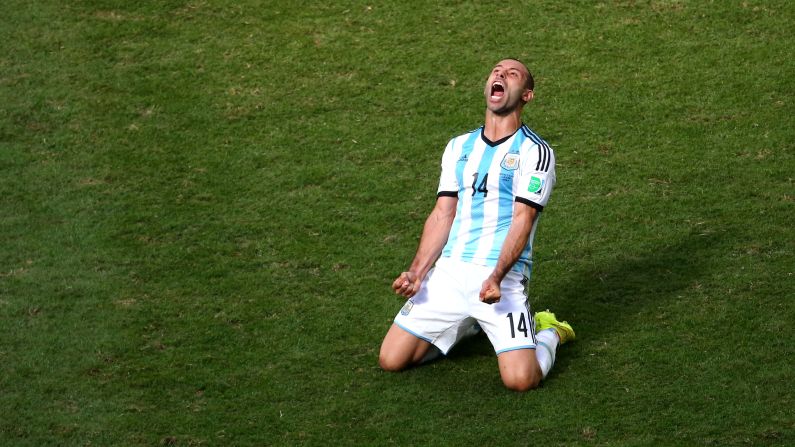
[437,124,555,275]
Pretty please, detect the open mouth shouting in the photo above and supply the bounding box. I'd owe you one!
[490,81,505,100]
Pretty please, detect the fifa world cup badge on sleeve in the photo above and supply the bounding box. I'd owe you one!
[400,299,414,316]
[528,175,544,194]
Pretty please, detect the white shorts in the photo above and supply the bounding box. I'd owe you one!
[393,257,537,355]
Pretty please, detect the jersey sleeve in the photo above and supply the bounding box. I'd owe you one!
[515,142,556,210]
[436,139,459,197]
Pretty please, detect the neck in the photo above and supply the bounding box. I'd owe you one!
[483,109,523,142]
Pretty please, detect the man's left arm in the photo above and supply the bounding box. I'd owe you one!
[479,202,538,304]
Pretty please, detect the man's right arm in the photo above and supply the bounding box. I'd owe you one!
[392,195,457,298]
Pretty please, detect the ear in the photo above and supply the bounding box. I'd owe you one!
[522,89,534,103]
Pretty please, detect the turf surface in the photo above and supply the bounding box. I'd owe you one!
[1,1,793,445]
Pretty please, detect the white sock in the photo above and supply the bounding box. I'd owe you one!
[535,329,560,379]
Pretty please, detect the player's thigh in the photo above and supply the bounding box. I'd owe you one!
[497,348,542,391]
[379,324,433,371]
[392,261,470,354]
[474,286,536,354]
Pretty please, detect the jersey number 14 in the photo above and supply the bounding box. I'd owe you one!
[471,172,489,197]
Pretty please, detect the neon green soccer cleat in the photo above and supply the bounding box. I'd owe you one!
[534,310,575,345]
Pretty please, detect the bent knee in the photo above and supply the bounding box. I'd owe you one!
[378,352,409,372]
[502,371,542,392]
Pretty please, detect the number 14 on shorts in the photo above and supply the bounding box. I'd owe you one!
[507,312,530,338]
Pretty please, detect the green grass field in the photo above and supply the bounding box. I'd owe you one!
[2,1,793,445]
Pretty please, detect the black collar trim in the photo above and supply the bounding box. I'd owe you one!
[480,126,521,147]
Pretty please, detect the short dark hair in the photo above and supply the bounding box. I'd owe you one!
[506,58,535,91]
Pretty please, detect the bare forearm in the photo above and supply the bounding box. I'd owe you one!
[409,207,454,278]
[489,205,536,282]
[393,197,457,298]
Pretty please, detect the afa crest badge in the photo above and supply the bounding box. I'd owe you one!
[500,153,520,171]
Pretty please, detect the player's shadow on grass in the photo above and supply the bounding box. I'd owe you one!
[447,231,719,365]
